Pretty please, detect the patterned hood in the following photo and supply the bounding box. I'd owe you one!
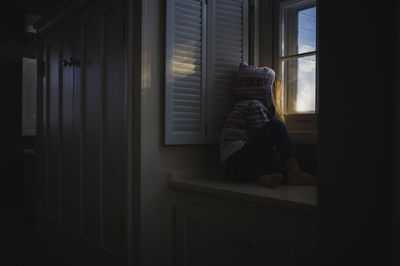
[232,62,275,108]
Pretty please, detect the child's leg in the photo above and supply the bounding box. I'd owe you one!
[225,121,286,181]
[266,119,316,185]
[285,156,317,185]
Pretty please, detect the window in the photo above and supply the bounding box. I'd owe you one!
[259,0,318,144]
[278,0,318,143]
[165,0,249,145]
[280,0,317,114]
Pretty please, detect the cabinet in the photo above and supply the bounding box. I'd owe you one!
[35,0,128,265]
[170,175,317,266]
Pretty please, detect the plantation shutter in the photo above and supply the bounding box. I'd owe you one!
[165,0,207,144]
[206,0,248,143]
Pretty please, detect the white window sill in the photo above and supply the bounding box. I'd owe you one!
[168,171,317,213]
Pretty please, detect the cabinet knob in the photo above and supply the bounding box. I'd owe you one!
[63,57,80,67]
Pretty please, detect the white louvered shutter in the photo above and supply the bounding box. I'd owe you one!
[206,0,249,143]
[165,0,207,144]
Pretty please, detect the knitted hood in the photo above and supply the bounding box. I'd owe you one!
[232,62,275,108]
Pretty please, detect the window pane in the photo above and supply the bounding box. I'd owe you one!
[296,55,315,112]
[281,55,316,114]
[281,3,316,57]
[298,7,316,54]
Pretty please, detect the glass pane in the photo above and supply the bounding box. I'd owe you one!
[298,7,316,54]
[281,55,316,114]
[281,3,316,57]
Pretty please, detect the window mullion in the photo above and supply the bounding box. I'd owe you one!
[279,50,317,61]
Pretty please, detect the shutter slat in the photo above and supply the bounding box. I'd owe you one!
[174,43,201,54]
[215,56,242,65]
[175,7,201,18]
[174,49,201,59]
[215,16,241,26]
[174,61,201,71]
[215,32,242,42]
[173,125,201,132]
[173,112,201,119]
[175,12,201,24]
[174,56,201,66]
[173,99,201,107]
[175,24,201,36]
[175,0,202,11]
[173,74,201,84]
[173,106,201,113]
[175,31,201,42]
[174,119,201,126]
[174,37,201,47]
[173,81,201,90]
[215,4,241,14]
[216,43,242,52]
[173,94,201,101]
[173,68,201,77]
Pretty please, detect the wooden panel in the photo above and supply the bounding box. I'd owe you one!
[82,17,102,244]
[102,5,125,255]
[39,39,48,220]
[37,1,127,265]
[60,28,81,232]
[47,40,61,220]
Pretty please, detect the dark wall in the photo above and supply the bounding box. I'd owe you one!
[0,11,34,208]
[0,1,61,210]
[393,2,400,265]
[317,1,396,266]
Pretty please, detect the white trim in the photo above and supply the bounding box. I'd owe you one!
[279,50,316,61]
[250,0,260,66]
[242,0,249,63]
[164,0,175,144]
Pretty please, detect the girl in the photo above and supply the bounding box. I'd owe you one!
[219,62,316,188]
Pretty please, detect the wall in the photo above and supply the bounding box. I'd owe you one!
[0,0,61,216]
[140,0,223,265]
[0,8,36,211]
[394,1,400,264]
[317,1,395,265]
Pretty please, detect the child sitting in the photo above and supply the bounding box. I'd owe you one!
[219,62,317,188]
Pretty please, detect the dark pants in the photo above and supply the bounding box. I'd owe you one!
[225,119,297,182]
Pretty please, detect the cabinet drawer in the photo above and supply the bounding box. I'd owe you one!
[175,201,315,266]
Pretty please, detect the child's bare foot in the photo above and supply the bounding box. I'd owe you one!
[287,170,317,185]
[258,173,284,188]
[285,156,317,185]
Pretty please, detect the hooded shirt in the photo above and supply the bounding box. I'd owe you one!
[219,63,276,162]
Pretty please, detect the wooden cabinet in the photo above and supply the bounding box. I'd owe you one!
[170,176,317,266]
[35,1,128,265]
